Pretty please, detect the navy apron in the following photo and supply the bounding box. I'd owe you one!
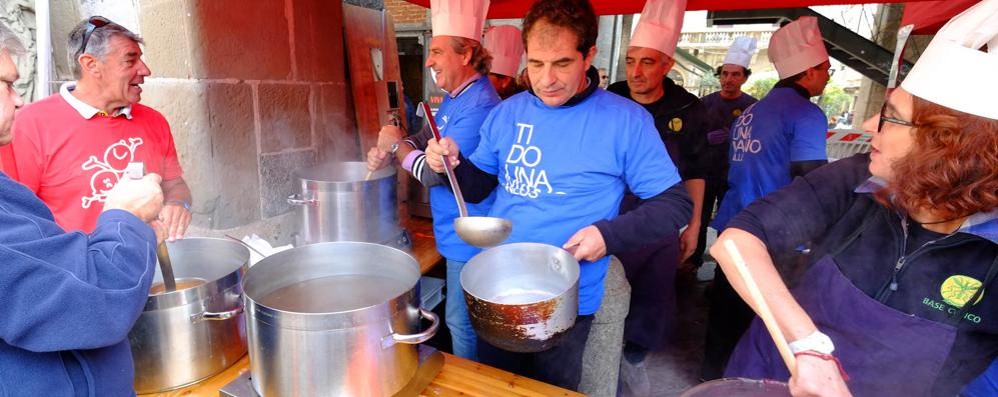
[725,213,998,395]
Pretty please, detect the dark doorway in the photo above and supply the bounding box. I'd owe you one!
[397,37,424,107]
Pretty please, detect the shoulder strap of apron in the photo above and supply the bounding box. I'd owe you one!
[828,205,881,257]
[948,254,998,326]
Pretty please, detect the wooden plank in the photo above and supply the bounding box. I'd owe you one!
[342,5,408,157]
[422,355,586,397]
[403,215,442,274]
[142,352,582,397]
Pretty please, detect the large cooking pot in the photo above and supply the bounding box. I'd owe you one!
[129,238,249,393]
[243,242,439,396]
[679,378,791,396]
[288,162,410,250]
[462,243,580,353]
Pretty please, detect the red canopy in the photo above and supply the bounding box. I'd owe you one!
[901,0,980,34]
[405,0,924,19]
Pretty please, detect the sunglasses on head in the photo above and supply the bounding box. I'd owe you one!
[78,16,111,55]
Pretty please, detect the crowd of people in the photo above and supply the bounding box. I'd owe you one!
[0,0,996,395]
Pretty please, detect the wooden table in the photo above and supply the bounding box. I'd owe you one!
[141,217,577,396]
[403,216,442,274]
[142,353,583,397]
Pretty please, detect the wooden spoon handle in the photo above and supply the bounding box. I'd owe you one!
[723,239,797,377]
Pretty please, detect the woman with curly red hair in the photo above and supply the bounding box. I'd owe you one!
[708,1,998,395]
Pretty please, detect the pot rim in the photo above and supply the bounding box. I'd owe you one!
[462,242,580,305]
[293,161,396,184]
[143,237,249,310]
[242,242,421,325]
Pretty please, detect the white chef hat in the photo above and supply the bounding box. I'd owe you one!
[483,25,524,77]
[768,16,829,79]
[431,0,490,41]
[901,0,998,120]
[723,36,758,68]
[629,0,687,58]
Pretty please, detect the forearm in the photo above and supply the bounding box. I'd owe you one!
[405,124,433,150]
[162,177,192,206]
[448,153,498,203]
[403,151,447,187]
[684,178,705,228]
[710,228,817,342]
[595,183,692,254]
[0,211,156,350]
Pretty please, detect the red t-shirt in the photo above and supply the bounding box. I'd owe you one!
[8,93,183,233]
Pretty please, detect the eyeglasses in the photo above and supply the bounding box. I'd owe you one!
[600,76,609,80]
[78,16,111,55]
[878,101,915,132]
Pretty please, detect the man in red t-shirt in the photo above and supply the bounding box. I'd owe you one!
[6,17,191,238]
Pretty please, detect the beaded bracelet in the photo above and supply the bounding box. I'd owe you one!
[794,351,850,381]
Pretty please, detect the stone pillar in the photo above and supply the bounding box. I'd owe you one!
[48,0,358,244]
[580,256,631,397]
[852,4,903,128]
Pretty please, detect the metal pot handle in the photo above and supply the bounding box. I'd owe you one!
[382,308,439,348]
[287,193,317,206]
[191,304,244,323]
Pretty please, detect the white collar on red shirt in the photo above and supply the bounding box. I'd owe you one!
[59,82,134,120]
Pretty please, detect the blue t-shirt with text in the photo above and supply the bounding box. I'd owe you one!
[469,88,681,315]
[712,86,827,230]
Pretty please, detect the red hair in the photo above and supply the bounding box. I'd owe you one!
[877,96,998,218]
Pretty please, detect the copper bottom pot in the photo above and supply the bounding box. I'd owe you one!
[461,243,580,353]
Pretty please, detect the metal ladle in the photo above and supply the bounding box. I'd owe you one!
[417,102,511,247]
[156,242,178,292]
[125,161,178,293]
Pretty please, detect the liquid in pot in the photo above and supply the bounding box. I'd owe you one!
[149,277,207,295]
[259,274,411,313]
[491,288,558,305]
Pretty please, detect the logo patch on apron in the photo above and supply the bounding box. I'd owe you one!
[940,275,984,308]
[668,117,683,132]
[732,108,743,117]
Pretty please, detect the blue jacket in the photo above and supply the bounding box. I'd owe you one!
[727,154,998,395]
[429,76,500,262]
[0,172,157,396]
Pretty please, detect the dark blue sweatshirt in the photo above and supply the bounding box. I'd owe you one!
[728,154,998,395]
[0,172,157,396]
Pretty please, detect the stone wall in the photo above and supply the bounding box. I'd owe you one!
[49,0,359,244]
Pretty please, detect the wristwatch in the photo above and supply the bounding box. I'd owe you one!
[789,331,835,354]
[389,142,400,155]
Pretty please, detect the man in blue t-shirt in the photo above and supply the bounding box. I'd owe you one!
[697,37,759,382]
[705,16,830,380]
[424,0,693,391]
[365,0,499,361]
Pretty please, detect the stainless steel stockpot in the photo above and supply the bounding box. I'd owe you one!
[129,237,249,393]
[288,162,410,250]
[243,241,438,397]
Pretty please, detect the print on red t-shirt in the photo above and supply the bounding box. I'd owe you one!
[9,93,183,233]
